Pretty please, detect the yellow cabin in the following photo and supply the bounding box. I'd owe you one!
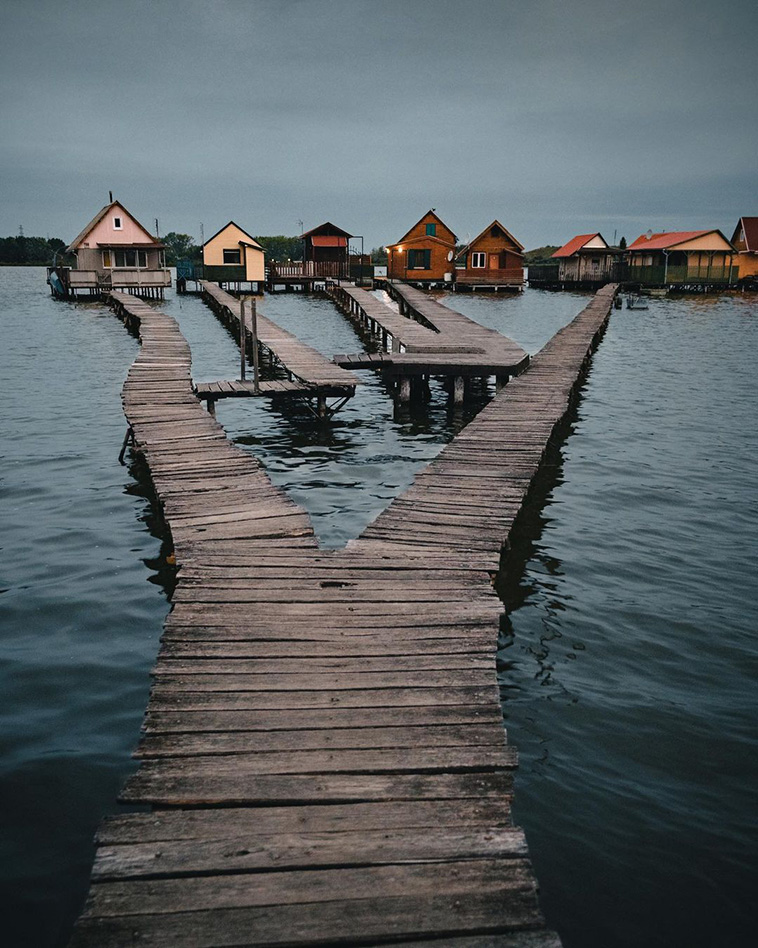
[202,222,265,290]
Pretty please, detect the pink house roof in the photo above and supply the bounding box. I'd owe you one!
[627,230,713,251]
[552,234,605,258]
[68,200,160,251]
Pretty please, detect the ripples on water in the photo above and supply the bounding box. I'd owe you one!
[0,269,168,946]
[495,292,758,947]
[1,269,756,946]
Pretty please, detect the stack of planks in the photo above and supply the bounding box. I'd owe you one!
[70,285,617,947]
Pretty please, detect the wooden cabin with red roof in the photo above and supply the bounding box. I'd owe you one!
[51,199,171,298]
[626,230,737,286]
[386,210,456,285]
[730,218,758,282]
[301,222,352,279]
[551,233,620,286]
[455,220,525,291]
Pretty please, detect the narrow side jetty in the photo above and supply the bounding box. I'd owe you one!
[70,285,617,947]
[200,280,358,416]
[329,281,529,402]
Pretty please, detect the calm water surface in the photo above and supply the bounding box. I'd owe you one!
[1,269,756,946]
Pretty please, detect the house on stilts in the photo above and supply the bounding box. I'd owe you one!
[48,199,171,299]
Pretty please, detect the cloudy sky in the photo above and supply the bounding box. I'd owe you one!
[2,0,756,250]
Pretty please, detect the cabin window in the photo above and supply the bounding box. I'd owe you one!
[425,223,436,237]
[113,249,148,268]
[223,248,241,264]
[407,249,431,270]
[471,252,486,268]
[113,217,122,230]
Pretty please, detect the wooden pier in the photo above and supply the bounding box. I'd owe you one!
[69,284,618,947]
[200,281,358,417]
[328,281,529,403]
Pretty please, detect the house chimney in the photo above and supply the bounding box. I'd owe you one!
[109,191,113,203]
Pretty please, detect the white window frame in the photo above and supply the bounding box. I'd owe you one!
[113,216,123,230]
[471,252,486,268]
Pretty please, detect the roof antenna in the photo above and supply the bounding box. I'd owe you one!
[109,191,113,203]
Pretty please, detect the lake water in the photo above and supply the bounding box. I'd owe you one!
[1,268,756,946]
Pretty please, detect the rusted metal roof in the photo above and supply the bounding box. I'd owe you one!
[627,230,714,251]
[552,234,606,258]
[311,236,348,247]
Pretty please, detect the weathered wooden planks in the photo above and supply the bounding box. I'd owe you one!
[199,281,358,392]
[69,285,617,947]
[329,280,530,379]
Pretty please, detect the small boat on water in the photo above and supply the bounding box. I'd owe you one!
[626,295,649,310]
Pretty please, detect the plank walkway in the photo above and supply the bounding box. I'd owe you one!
[69,285,618,947]
[329,282,530,382]
[200,281,358,393]
[194,379,311,400]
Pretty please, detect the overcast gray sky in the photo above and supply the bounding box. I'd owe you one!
[2,0,756,250]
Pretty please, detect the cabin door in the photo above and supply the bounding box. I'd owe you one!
[489,254,500,270]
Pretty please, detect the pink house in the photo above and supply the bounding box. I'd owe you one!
[63,199,170,295]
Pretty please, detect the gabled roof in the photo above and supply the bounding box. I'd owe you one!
[627,230,728,251]
[552,233,609,258]
[67,200,158,251]
[387,233,457,250]
[204,220,263,250]
[459,220,524,256]
[301,221,353,239]
[732,217,758,252]
[396,209,457,245]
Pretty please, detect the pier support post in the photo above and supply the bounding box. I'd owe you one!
[453,376,465,404]
[206,399,216,417]
[398,377,411,403]
[317,395,327,418]
[496,374,509,392]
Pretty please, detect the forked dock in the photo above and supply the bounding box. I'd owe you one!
[70,284,618,947]
[329,281,529,402]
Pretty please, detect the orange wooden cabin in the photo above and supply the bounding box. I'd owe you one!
[386,210,456,284]
[730,217,758,281]
[456,220,525,289]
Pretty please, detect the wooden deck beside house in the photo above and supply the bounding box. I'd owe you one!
[68,283,619,947]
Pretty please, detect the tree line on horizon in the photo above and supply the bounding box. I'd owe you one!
[0,235,72,266]
[1,231,624,267]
